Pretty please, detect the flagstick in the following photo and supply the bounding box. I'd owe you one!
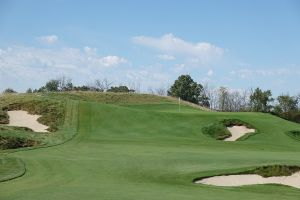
[178,97,181,112]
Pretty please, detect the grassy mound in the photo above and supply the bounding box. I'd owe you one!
[286,130,300,141]
[0,135,38,150]
[0,126,40,150]
[202,119,255,140]
[202,122,231,140]
[242,165,300,177]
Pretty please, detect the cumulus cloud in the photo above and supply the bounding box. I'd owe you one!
[157,54,175,60]
[0,45,128,91]
[101,56,127,67]
[132,33,224,65]
[36,35,58,44]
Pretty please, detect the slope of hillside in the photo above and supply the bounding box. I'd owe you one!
[1,92,300,200]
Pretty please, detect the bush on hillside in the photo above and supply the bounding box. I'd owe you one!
[2,88,17,94]
[107,86,135,93]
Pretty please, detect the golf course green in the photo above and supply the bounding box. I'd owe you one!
[1,92,300,200]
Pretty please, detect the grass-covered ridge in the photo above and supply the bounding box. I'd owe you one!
[202,118,256,140]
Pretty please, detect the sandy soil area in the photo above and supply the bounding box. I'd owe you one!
[195,171,300,189]
[7,110,49,132]
[225,126,255,141]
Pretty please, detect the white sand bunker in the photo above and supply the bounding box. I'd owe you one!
[7,110,49,132]
[195,171,300,189]
[225,126,255,141]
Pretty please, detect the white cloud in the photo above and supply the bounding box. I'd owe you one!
[230,69,253,79]
[157,54,175,60]
[125,68,170,91]
[231,68,294,79]
[173,63,186,73]
[132,33,224,65]
[207,69,213,76]
[100,56,127,67]
[0,45,128,91]
[36,35,58,44]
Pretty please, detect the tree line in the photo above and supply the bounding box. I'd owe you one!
[2,74,300,123]
[167,75,300,123]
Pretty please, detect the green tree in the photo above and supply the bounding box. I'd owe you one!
[250,87,274,112]
[168,75,209,106]
[2,88,17,94]
[274,95,298,113]
[26,88,33,93]
[45,79,59,92]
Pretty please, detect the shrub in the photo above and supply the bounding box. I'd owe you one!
[3,88,17,94]
[107,86,134,93]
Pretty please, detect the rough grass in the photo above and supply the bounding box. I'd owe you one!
[0,135,38,150]
[49,91,210,111]
[202,122,232,140]
[242,165,300,177]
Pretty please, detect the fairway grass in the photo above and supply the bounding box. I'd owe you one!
[1,93,300,199]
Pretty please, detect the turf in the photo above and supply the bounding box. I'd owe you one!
[1,92,300,200]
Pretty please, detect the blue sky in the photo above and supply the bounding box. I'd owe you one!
[0,0,299,95]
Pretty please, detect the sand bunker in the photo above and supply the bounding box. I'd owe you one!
[225,126,255,141]
[195,171,300,189]
[7,111,49,132]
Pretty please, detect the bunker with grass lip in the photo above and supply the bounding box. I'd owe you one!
[196,171,300,189]
[7,110,49,132]
[225,125,255,141]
